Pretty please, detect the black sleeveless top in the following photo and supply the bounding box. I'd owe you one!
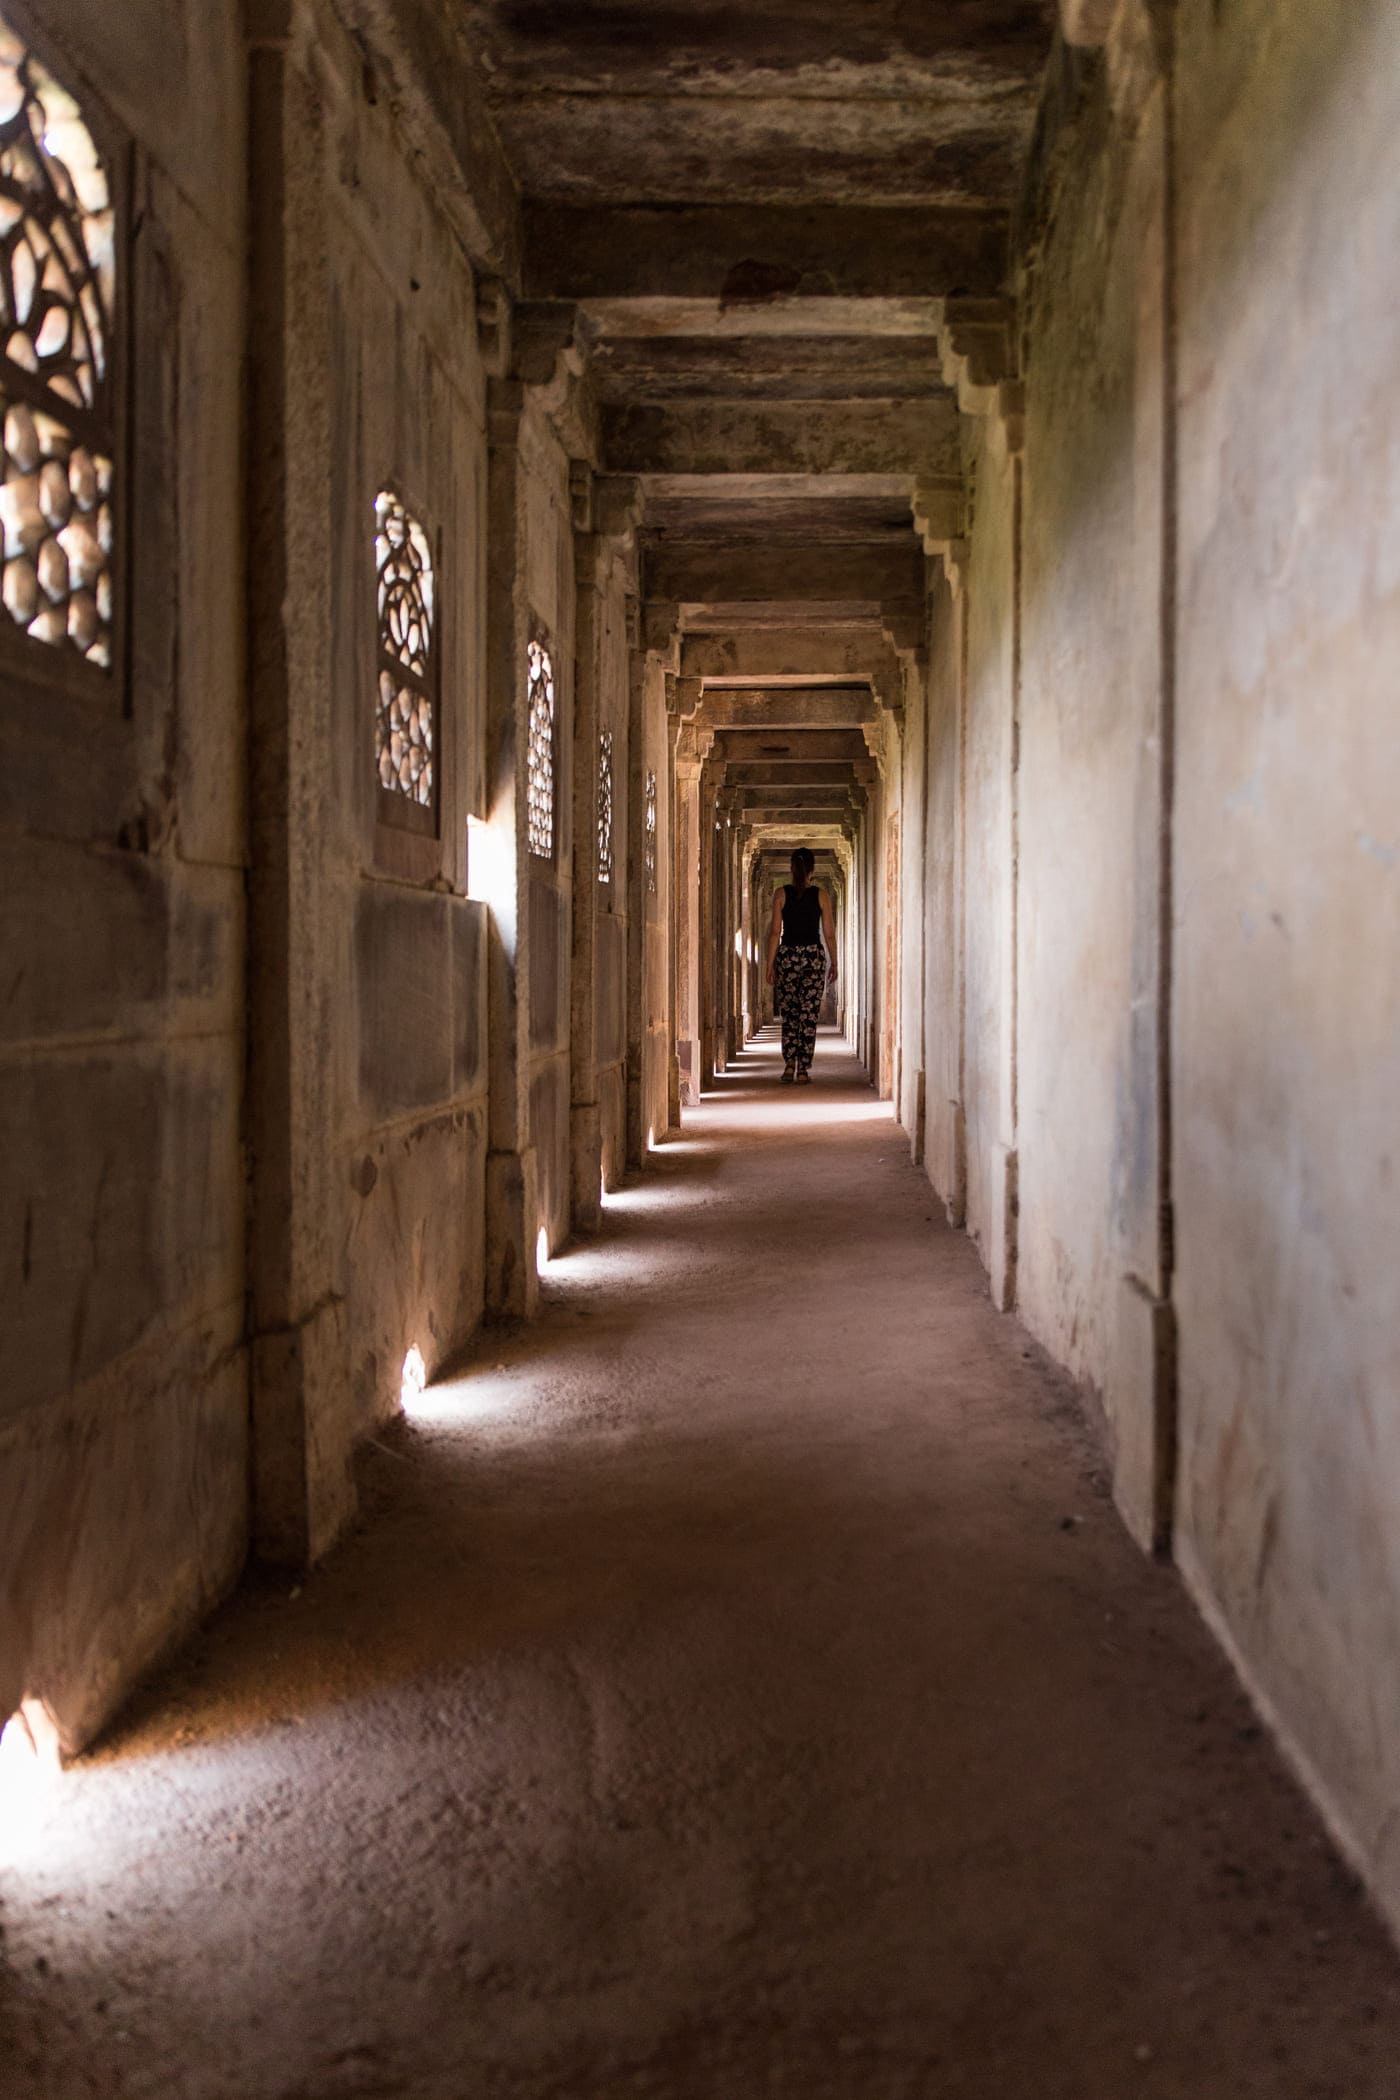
[781,883,822,947]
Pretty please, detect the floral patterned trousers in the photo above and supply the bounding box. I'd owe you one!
[774,945,827,1074]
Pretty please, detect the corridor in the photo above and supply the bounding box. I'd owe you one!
[6,1044,1399,2099]
[3,1,1399,2091]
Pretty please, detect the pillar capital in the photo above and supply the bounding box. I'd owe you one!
[645,600,682,670]
[912,477,966,549]
[595,474,645,541]
[475,273,512,378]
[667,673,703,721]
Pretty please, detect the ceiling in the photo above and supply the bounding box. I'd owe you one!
[462,0,1058,845]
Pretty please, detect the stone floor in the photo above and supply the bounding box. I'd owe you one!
[4,1029,1399,2098]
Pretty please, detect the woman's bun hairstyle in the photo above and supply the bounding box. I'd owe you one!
[790,846,816,888]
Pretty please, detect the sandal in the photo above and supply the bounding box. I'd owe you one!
[781,1064,795,1085]
[795,1069,812,1085]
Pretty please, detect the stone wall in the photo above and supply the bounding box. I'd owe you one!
[320,0,492,1441]
[920,567,964,1219]
[960,420,1018,1312]
[0,2,249,1750]
[638,655,672,1157]
[1014,23,1172,1437]
[1170,0,1400,1932]
[520,403,575,1255]
[591,544,629,1190]
[916,0,1400,1935]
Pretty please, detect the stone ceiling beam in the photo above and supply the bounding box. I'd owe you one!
[524,204,1009,305]
[684,630,903,692]
[715,730,871,763]
[735,802,855,823]
[734,785,856,806]
[603,398,961,479]
[645,542,926,608]
[644,493,919,546]
[580,298,945,343]
[724,763,858,788]
[590,334,951,405]
[695,689,878,731]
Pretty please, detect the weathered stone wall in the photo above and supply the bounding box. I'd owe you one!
[921,0,1400,1935]
[593,549,629,1188]
[1015,33,1166,1406]
[317,0,492,1433]
[960,420,1017,1308]
[520,404,575,1253]
[920,567,964,1218]
[639,656,672,1151]
[1169,0,1400,1931]
[0,2,249,1750]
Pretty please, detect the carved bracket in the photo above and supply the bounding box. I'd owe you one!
[936,297,1024,459]
[475,273,512,378]
[645,600,682,672]
[511,300,599,466]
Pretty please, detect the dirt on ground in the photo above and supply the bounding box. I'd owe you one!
[3,1031,1398,2099]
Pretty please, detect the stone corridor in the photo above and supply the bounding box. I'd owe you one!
[6,1038,1400,2098]
[4,1,1399,2090]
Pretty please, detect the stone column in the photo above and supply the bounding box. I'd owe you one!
[697,751,720,1092]
[673,729,703,1106]
[736,825,755,1048]
[245,10,354,1567]
[572,475,644,1197]
[623,591,649,1170]
[569,499,606,1234]
[734,806,743,1066]
[482,378,538,1319]
[904,645,930,1164]
[664,704,683,1130]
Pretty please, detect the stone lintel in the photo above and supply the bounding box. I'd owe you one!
[525,203,1011,305]
[645,540,925,610]
[683,629,902,689]
[603,397,960,480]
[723,757,860,786]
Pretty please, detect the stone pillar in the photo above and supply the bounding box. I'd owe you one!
[569,503,606,1234]
[569,475,640,1217]
[736,825,755,1048]
[734,806,743,1066]
[245,10,354,1567]
[948,555,971,1229]
[623,592,649,1170]
[673,732,703,1106]
[988,444,1024,1318]
[664,706,684,1129]
[482,378,538,1319]
[905,647,930,1165]
[697,753,720,1092]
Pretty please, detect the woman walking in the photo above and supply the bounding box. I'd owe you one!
[765,847,837,1084]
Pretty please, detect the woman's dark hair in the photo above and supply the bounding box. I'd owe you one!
[790,846,816,889]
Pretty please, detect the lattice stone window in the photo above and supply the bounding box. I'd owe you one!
[644,769,658,895]
[597,727,613,886]
[0,22,116,670]
[374,490,436,823]
[526,636,555,859]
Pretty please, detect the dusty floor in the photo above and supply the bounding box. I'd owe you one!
[3,1029,1399,2099]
